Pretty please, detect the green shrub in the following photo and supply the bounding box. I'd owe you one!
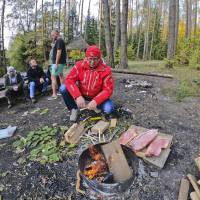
[176,81,192,102]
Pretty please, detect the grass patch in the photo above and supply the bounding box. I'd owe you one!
[128,60,200,101]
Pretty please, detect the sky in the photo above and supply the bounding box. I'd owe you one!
[4,0,99,49]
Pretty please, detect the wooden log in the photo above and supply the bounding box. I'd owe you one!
[177,178,190,200]
[187,174,200,199]
[101,140,132,183]
[112,69,173,79]
[190,192,200,200]
[195,157,200,172]
[110,118,117,128]
[91,120,109,135]
[64,123,85,144]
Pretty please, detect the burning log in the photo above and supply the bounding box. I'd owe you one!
[83,145,108,181]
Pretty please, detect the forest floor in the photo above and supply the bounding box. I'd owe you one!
[0,65,200,200]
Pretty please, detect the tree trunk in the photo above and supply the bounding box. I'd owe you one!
[143,0,151,60]
[63,0,67,40]
[34,0,38,47]
[51,0,54,30]
[167,0,177,59]
[58,0,61,31]
[174,0,179,53]
[102,0,114,67]
[114,0,120,55]
[41,0,46,61]
[80,0,84,35]
[98,0,102,48]
[129,0,134,41]
[193,0,198,36]
[120,0,128,69]
[185,0,192,39]
[1,0,6,71]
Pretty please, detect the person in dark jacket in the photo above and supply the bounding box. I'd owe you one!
[27,59,48,103]
[4,66,24,108]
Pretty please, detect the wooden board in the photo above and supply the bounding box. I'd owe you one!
[190,192,200,200]
[128,125,173,169]
[64,123,85,144]
[91,120,109,134]
[195,157,200,172]
[197,180,200,186]
[101,140,132,183]
[110,118,117,128]
[178,178,190,200]
[187,174,200,199]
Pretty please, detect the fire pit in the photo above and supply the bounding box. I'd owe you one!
[78,143,139,198]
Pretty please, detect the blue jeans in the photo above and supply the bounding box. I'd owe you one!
[29,79,48,98]
[59,84,114,114]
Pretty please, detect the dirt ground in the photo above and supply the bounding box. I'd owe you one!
[0,73,200,200]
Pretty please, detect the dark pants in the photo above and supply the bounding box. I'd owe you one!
[59,84,114,114]
[5,87,24,105]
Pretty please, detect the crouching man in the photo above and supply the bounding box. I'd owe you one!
[4,66,24,108]
[59,45,114,121]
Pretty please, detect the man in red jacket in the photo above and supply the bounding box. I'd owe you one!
[60,45,114,121]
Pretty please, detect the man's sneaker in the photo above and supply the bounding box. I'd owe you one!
[57,92,62,96]
[70,109,79,122]
[31,98,37,104]
[47,95,57,101]
[8,104,12,109]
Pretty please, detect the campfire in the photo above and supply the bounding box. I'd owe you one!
[83,145,109,182]
[78,143,139,198]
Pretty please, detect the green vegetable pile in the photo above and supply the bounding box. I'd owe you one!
[13,126,75,165]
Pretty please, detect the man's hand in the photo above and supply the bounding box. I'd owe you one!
[87,100,97,110]
[76,96,86,108]
[54,64,58,70]
[40,78,44,84]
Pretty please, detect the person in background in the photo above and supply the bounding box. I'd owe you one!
[4,66,24,108]
[59,45,114,121]
[48,30,66,100]
[27,59,48,103]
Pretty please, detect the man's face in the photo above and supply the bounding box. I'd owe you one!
[9,70,15,77]
[87,57,100,68]
[51,31,58,41]
[30,59,37,68]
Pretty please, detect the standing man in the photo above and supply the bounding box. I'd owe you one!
[48,30,66,100]
[59,45,114,121]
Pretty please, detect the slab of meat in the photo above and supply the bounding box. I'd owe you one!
[145,138,170,157]
[131,129,158,151]
[119,127,138,145]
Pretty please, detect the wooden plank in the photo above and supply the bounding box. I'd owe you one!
[101,140,132,183]
[91,120,109,134]
[190,192,200,200]
[110,118,117,128]
[197,180,200,186]
[187,174,200,199]
[129,125,173,169]
[64,123,85,144]
[195,157,200,172]
[177,178,190,200]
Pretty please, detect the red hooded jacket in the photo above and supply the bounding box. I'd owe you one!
[64,59,114,105]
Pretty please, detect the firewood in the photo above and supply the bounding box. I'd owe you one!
[101,140,132,183]
[187,174,200,199]
[76,170,85,195]
[91,120,109,135]
[195,157,200,172]
[64,123,85,144]
[190,192,199,200]
[177,178,190,200]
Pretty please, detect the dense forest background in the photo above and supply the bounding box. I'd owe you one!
[0,0,200,74]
